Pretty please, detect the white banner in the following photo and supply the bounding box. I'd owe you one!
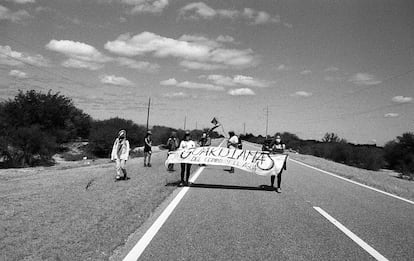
[166,146,288,176]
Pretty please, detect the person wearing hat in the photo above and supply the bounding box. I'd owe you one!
[111,129,130,181]
[178,131,196,186]
[166,131,179,171]
[144,130,152,167]
[270,133,286,193]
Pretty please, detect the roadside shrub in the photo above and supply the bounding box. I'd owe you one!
[87,118,146,158]
[384,132,414,179]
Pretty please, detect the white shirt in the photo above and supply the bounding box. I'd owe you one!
[228,136,239,148]
[179,140,196,150]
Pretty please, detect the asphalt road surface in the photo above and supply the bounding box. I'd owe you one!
[119,141,414,261]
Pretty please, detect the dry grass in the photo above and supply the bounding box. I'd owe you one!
[0,150,185,261]
[289,153,414,201]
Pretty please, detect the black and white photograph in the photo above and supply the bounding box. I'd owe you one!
[1,0,413,260]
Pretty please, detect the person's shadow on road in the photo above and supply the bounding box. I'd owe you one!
[165,181,276,192]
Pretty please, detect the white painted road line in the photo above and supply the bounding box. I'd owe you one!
[122,166,205,261]
[290,159,414,206]
[313,207,389,261]
[123,139,226,261]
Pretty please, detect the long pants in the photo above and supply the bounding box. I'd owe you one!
[180,163,192,183]
[115,159,127,178]
[270,171,282,188]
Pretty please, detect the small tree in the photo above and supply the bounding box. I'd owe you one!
[88,118,146,158]
[384,132,414,179]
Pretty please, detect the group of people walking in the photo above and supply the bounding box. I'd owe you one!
[110,129,286,192]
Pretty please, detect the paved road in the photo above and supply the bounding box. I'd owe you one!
[121,141,414,260]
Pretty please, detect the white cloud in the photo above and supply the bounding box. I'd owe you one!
[276,64,288,71]
[116,57,159,72]
[160,78,224,91]
[228,88,255,96]
[179,3,281,25]
[162,92,189,98]
[206,74,270,87]
[6,0,35,3]
[291,91,312,97]
[124,0,169,14]
[9,69,27,78]
[349,73,381,86]
[300,69,312,75]
[160,78,178,86]
[0,45,49,67]
[177,81,224,91]
[384,113,399,118]
[392,96,412,104]
[105,32,258,70]
[233,75,269,87]
[180,60,226,71]
[0,5,31,23]
[100,74,133,86]
[46,39,111,70]
[216,35,235,43]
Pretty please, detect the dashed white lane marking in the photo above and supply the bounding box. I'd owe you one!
[313,207,389,261]
[290,159,414,205]
[123,139,226,261]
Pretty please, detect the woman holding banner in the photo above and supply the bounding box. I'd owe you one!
[270,134,286,193]
[179,131,196,186]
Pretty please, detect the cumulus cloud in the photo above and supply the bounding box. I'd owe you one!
[9,69,27,78]
[349,73,381,86]
[116,57,159,72]
[162,92,190,98]
[205,74,269,87]
[384,113,399,118]
[0,5,31,23]
[179,2,282,25]
[6,0,35,3]
[46,39,111,70]
[291,91,312,97]
[124,0,169,14]
[105,32,258,70]
[160,78,178,86]
[392,96,412,104]
[160,78,224,91]
[228,88,255,96]
[100,74,133,86]
[0,45,49,67]
[276,64,288,71]
[216,35,235,43]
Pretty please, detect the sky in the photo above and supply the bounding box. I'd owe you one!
[1,0,413,145]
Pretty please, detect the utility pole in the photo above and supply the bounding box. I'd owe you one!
[146,97,151,131]
[184,116,186,130]
[243,122,246,135]
[265,106,269,138]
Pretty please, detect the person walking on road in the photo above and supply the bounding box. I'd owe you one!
[270,133,286,193]
[166,131,179,171]
[227,131,239,173]
[144,131,152,167]
[179,131,196,186]
[198,132,211,147]
[111,129,130,181]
